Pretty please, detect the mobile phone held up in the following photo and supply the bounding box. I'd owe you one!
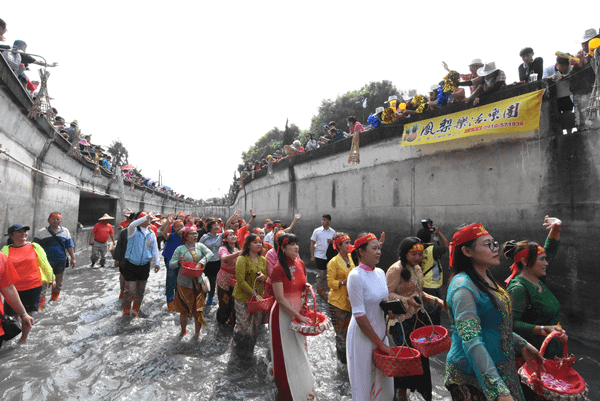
[421,219,435,233]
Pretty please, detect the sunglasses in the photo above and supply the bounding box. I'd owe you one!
[480,240,499,251]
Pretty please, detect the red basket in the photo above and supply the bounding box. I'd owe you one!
[373,346,423,377]
[181,262,204,277]
[290,286,331,336]
[247,277,274,313]
[410,325,451,358]
[519,331,588,401]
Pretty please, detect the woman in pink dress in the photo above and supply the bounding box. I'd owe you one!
[269,233,314,401]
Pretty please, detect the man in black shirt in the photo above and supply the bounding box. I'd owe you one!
[518,47,543,82]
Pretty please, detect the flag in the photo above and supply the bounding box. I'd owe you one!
[362,98,368,108]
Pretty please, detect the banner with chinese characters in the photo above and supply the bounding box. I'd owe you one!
[400,89,544,147]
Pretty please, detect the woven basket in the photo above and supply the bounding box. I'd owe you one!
[519,331,588,401]
[290,286,331,336]
[374,320,422,377]
[247,277,274,313]
[409,308,451,358]
[181,262,204,277]
[373,346,423,377]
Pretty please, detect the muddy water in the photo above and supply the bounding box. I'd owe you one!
[0,247,596,400]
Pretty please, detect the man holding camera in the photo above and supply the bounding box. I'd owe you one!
[416,220,449,325]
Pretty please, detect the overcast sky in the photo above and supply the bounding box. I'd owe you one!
[2,2,597,199]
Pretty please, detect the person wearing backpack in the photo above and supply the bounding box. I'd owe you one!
[416,224,449,325]
[33,212,75,308]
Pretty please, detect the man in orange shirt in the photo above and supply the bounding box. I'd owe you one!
[89,214,115,268]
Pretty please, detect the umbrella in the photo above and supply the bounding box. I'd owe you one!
[121,165,135,171]
[162,185,172,191]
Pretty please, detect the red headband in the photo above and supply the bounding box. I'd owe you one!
[222,229,235,240]
[280,237,290,248]
[333,234,351,250]
[505,245,546,284]
[182,227,197,241]
[173,221,184,229]
[49,212,62,219]
[252,227,263,234]
[177,212,186,217]
[409,243,424,253]
[350,233,378,253]
[449,223,489,268]
[273,222,282,228]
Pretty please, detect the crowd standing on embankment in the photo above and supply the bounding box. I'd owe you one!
[0,17,197,202]
[1,202,588,401]
[226,27,600,205]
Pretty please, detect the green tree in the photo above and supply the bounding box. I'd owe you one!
[241,122,302,163]
[107,140,129,167]
[309,80,402,135]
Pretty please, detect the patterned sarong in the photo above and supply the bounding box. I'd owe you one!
[328,303,351,364]
[174,280,206,327]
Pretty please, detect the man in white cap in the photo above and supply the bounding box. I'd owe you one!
[89,213,115,268]
[443,59,484,96]
[464,62,506,106]
[576,28,599,67]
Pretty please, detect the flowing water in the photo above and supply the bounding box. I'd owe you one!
[0,247,596,401]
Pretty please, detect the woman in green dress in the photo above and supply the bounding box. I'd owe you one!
[502,216,567,360]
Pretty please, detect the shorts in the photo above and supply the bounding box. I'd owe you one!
[121,260,151,282]
[4,286,43,315]
[315,257,328,270]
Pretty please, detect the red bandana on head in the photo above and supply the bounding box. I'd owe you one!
[49,212,62,219]
[505,244,546,284]
[333,234,351,250]
[349,233,377,253]
[448,223,489,268]
[409,243,424,253]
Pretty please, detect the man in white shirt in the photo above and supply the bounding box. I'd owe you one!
[310,214,335,298]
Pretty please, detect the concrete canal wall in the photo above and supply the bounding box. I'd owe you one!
[230,66,600,343]
[0,56,229,250]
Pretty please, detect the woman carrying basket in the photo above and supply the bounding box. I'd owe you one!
[231,233,268,359]
[445,223,543,401]
[269,233,315,401]
[216,229,241,326]
[346,233,394,401]
[386,236,445,401]
[326,232,355,364]
[169,226,213,337]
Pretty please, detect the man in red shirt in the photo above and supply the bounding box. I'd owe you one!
[89,213,115,268]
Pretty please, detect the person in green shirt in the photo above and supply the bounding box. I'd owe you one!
[502,216,567,361]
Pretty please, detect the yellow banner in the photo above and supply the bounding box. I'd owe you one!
[401,89,544,147]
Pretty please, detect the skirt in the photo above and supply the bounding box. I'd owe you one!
[174,280,206,327]
[328,302,351,364]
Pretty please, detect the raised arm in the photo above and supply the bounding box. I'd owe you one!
[283,213,302,233]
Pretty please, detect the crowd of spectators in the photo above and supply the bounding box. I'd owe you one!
[230,27,600,202]
[0,17,192,202]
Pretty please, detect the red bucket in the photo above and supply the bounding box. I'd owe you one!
[519,331,588,400]
[373,346,423,377]
[409,325,451,358]
[181,262,204,277]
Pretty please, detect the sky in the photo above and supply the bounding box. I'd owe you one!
[2,1,598,199]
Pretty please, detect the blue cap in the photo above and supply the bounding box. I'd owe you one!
[6,224,30,236]
[323,125,329,130]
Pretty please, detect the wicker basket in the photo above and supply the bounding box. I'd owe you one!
[181,262,204,277]
[290,286,331,336]
[374,320,423,377]
[247,277,274,313]
[409,309,451,358]
[519,331,588,401]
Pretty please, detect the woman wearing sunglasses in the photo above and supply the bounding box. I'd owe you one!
[444,223,543,401]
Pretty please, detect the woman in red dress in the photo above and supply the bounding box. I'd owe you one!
[269,233,314,400]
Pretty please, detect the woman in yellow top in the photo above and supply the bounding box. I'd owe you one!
[326,232,355,364]
[386,236,445,401]
[231,233,267,359]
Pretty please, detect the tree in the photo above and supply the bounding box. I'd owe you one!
[107,140,129,167]
[309,80,403,135]
[241,122,302,164]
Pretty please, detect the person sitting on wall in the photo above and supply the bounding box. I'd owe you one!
[0,18,7,43]
[428,84,440,108]
[518,47,543,82]
[2,40,28,86]
[79,135,96,159]
[543,55,575,115]
[465,61,506,106]
[291,140,305,155]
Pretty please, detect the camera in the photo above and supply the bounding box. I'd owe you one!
[421,219,434,233]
